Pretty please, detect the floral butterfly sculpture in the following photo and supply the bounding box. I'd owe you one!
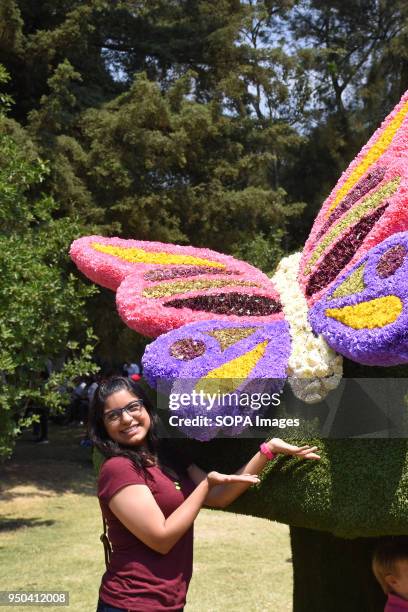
[70,90,408,440]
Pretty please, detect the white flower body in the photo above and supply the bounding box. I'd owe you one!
[272,252,343,403]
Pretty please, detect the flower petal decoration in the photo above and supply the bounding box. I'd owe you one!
[70,236,283,337]
[272,253,343,403]
[142,319,290,440]
[300,87,408,305]
[309,231,408,365]
[69,89,408,437]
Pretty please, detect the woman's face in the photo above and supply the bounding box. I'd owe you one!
[103,388,151,447]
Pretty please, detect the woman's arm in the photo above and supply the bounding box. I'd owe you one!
[108,471,260,555]
[188,438,320,509]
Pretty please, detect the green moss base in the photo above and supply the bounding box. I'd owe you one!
[175,437,408,538]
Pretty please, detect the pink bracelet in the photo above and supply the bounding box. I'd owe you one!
[259,442,276,461]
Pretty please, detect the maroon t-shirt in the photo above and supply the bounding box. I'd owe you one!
[98,456,196,611]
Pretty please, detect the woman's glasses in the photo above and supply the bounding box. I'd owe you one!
[103,400,144,423]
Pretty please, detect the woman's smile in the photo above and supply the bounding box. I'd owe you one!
[121,423,140,434]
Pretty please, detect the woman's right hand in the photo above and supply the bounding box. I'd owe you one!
[206,471,260,489]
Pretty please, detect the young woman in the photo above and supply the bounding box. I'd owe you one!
[89,376,320,612]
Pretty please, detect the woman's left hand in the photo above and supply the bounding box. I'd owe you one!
[267,438,320,460]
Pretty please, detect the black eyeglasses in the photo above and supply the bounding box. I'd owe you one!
[103,400,145,423]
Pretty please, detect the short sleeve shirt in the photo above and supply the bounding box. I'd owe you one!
[98,456,195,611]
[385,593,408,611]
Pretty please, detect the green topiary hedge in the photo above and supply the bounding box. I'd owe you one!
[177,437,408,539]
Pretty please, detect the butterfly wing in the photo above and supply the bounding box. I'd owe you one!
[71,92,408,410]
[300,91,408,306]
[295,89,408,367]
[142,319,290,440]
[70,236,291,438]
[309,231,408,366]
[70,236,283,337]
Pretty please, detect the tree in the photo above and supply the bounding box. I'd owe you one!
[284,0,408,238]
[0,1,308,360]
[0,67,96,459]
[79,72,303,253]
[0,1,305,251]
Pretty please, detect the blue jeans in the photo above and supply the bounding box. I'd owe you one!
[97,600,183,612]
[97,600,128,612]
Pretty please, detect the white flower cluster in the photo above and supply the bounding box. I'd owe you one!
[272,253,343,403]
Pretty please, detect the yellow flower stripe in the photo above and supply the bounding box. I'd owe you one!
[195,340,268,395]
[91,242,226,268]
[142,279,258,298]
[331,264,366,299]
[305,177,400,274]
[326,100,408,217]
[325,296,402,329]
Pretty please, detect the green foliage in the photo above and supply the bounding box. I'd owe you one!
[234,439,408,539]
[232,229,286,274]
[3,1,408,251]
[290,1,408,122]
[0,2,307,249]
[0,131,51,231]
[284,0,408,232]
[0,79,97,458]
[0,63,12,112]
[175,436,408,540]
[0,0,23,56]
[85,288,149,372]
[78,72,302,251]
[29,59,83,136]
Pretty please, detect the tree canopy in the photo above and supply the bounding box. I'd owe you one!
[0,78,96,457]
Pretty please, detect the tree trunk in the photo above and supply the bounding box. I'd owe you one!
[290,526,386,612]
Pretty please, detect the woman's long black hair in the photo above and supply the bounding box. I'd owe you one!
[89,376,179,479]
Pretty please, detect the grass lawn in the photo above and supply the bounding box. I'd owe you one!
[0,425,292,611]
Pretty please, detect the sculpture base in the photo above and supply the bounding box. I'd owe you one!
[290,526,386,611]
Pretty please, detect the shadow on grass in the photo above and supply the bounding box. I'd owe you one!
[0,517,55,532]
[0,424,97,498]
